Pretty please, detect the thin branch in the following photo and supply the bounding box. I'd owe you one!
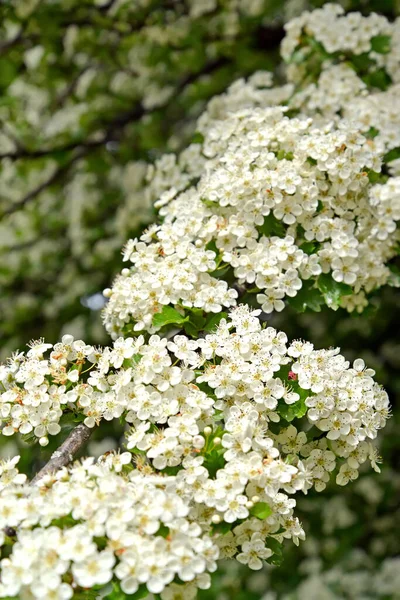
[54,66,90,108]
[0,148,88,218]
[31,422,93,484]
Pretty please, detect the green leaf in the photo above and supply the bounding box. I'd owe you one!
[104,581,149,600]
[265,537,284,566]
[250,502,272,520]
[300,241,320,255]
[351,52,376,74]
[257,213,286,238]
[287,280,324,313]
[203,446,226,478]
[317,273,352,310]
[203,312,227,332]
[73,589,102,600]
[0,59,18,89]
[277,396,307,422]
[156,524,170,538]
[210,521,232,535]
[152,305,188,329]
[365,168,388,184]
[366,126,379,139]
[363,68,392,91]
[276,150,294,161]
[383,147,400,164]
[370,35,391,54]
[191,131,204,144]
[183,308,207,337]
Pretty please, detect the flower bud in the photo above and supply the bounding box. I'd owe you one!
[193,435,205,449]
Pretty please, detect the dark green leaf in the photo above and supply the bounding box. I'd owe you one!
[265,536,284,565]
[383,147,400,164]
[191,131,204,144]
[203,312,227,332]
[317,273,352,310]
[366,126,379,139]
[183,308,207,337]
[287,280,324,313]
[363,68,392,91]
[257,213,286,238]
[210,521,232,535]
[300,241,320,255]
[371,35,391,54]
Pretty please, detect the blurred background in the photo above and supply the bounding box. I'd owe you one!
[0,0,399,598]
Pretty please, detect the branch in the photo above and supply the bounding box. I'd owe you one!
[0,147,87,218]
[31,422,93,484]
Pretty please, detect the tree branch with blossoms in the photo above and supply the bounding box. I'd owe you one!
[30,423,92,484]
[0,4,399,600]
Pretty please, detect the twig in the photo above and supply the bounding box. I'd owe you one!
[0,147,88,218]
[31,422,93,484]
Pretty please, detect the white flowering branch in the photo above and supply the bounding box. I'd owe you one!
[31,423,92,484]
[0,6,397,599]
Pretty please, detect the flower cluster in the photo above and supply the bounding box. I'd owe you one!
[0,307,390,597]
[104,3,400,337]
[281,4,400,85]
[0,454,216,600]
[103,102,400,336]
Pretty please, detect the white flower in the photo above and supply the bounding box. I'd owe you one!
[236,533,273,570]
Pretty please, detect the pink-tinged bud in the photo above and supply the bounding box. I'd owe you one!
[288,371,297,381]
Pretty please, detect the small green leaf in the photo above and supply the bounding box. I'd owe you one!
[152,305,188,328]
[104,581,149,600]
[265,537,284,566]
[210,521,232,535]
[265,537,283,555]
[277,396,307,422]
[366,126,379,139]
[276,150,294,161]
[257,214,286,238]
[363,68,392,91]
[156,525,170,538]
[183,308,207,337]
[365,168,387,184]
[250,502,272,520]
[300,241,320,255]
[317,273,352,310]
[203,312,227,332]
[371,35,391,54]
[191,131,204,144]
[383,147,400,164]
[287,280,324,313]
